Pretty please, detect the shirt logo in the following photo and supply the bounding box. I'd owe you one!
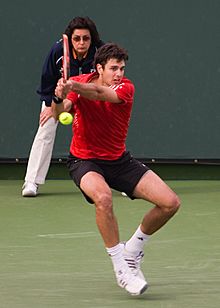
[109,82,124,91]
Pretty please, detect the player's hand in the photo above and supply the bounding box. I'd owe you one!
[54,78,65,99]
[40,106,53,126]
[55,79,73,99]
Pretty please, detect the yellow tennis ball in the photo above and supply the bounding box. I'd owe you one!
[59,112,73,125]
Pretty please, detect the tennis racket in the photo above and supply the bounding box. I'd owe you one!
[53,34,70,104]
[62,34,70,81]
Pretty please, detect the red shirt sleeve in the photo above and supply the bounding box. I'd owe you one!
[110,79,135,104]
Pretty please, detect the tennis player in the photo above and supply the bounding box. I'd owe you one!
[22,16,104,197]
[52,43,181,295]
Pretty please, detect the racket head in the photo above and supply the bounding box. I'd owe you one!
[62,34,70,80]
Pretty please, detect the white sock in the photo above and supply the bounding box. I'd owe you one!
[106,243,125,272]
[125,225,150,254]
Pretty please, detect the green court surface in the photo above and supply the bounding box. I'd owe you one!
[0,180,219,308]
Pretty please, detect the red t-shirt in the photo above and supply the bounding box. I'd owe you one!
[67,72,135,160]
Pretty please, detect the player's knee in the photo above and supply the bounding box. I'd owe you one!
[95,190,113,212]
[163,194,181,215]
[172,194,181,213]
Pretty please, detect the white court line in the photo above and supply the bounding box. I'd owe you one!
[37,231,97,239]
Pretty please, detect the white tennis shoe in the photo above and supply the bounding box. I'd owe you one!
[115,263,148,296]
[22,182,38,197]
[122,242,146,281]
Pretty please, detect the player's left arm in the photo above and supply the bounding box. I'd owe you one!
[51,98,72,120]
[55,79,122,103]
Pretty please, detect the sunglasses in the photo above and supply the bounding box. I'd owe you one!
[72,35,91,42]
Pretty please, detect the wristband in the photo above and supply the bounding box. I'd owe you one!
[53,95,63,104]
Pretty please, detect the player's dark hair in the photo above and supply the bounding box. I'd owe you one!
[94,43,128,68]
[64,16,102,48]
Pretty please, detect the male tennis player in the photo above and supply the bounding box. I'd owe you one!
[52,43,180,296]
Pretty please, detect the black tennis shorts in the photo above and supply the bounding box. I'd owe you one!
[67,151,150,204]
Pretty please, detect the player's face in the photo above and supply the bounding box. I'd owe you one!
[71,29,91,57]
[101,59,125,86]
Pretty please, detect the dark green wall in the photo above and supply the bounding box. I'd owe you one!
[1,0,220,159]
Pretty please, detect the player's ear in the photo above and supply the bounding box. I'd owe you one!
[96,64,103,75]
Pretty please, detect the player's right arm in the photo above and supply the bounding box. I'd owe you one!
[55,79,122,103]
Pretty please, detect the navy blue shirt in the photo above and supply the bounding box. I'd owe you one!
[37,39,103,106]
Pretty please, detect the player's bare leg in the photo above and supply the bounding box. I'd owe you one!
[133,170,180,235]
[80,171,119,247]
[123,170,180,282]
[80,171,148,295]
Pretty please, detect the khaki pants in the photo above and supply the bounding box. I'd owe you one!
[24,102,58,184]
